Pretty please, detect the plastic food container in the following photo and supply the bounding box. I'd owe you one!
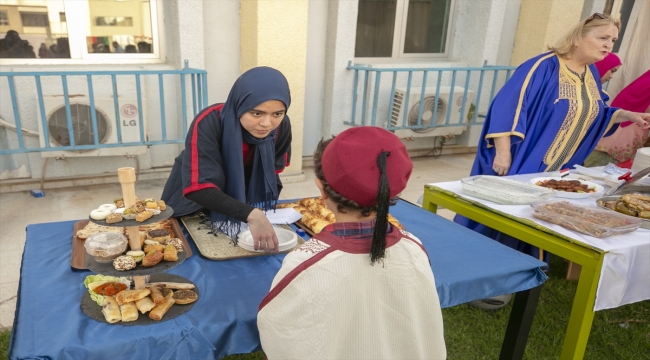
[84,232,128,262]
[461,176,555,205]
[531,200,642,238]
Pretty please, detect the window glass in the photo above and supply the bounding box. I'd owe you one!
[85,0,153,54]
[355,0,397,57]
[0,0,70,58]
[404,0,451,54]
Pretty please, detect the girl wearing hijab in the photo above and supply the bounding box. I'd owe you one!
[594,52,622,84]
[586,69,650,166]
[162,67,292,252]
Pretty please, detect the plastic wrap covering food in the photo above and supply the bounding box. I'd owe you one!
[84,232,128,262]
[461,176,555,205]
[531,200,642,238]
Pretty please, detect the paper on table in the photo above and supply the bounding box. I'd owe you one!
[265,208,303,224]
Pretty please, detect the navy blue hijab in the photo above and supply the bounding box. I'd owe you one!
[211,67,291,236]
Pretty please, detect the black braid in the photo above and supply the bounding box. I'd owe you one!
[371,151,391,265]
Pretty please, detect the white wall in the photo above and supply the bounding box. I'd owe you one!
[202,0,241,104]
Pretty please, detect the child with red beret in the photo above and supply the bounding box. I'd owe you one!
[257,126,446,359]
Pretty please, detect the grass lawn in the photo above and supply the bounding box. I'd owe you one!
[1,255,648,360]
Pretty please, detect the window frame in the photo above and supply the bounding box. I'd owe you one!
[355,0,457,62]
[0,0,164,65]
[0,10,8,26]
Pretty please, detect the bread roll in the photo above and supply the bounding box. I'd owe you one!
[120,302,139,322]
[135,296,156,314]
[149,286,165,305]
[102,296,121,324]
[115,288,151,305]
[148,296,175,321]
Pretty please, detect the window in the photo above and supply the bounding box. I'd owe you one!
[94,16,133,27]
[20,12,49,27]
[0,10,8,26]
[0,0,162,63]
[355,0,454,59]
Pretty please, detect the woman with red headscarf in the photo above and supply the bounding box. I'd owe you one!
[585,69,650,166]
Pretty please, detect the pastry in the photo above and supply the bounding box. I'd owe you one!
[148,286,165,305]
[145,202,158,209]
[120,302,139,322]
[135,210,153,222]
[135,296,156,314]
[115,288,151,305]
[99,203,118,212]
[157,200,167,211]
[105,213,123,224]
[113,255,137,271]
[76,223,123,240]
[142,250,163,267]
[102,296,121,323]
[173,290,198,305]
[163,244,178,262]
[133,203,146,213]
[149,296,175,321]
[147,282,195,290]
[143,244,165,253]
[90,208,111,220]
[160,288,174,299]
[148,229,170,242]
[126,250,145,263]
[164,238,184,252]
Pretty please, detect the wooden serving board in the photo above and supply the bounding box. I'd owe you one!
[181,213,304,261]
[70,218,192,270]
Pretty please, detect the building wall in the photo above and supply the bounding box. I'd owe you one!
[510,0,584,66]
[240,0,308,175]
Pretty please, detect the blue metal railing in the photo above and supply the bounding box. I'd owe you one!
[0,60,208,155]
[345,61,517,130]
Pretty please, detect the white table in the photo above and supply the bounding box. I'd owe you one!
[422,173,649,359]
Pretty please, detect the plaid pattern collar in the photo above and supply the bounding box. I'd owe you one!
[321,219,391,240]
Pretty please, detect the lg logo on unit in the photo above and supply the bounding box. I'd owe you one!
[121,104,139,126]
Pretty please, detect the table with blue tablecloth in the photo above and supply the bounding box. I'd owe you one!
[9,200,547,360]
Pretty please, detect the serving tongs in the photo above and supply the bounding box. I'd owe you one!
[605,166,650,196]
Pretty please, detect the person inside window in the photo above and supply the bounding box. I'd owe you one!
[454,13,650,264]
[161,67,292,252]
[258,126,446,359]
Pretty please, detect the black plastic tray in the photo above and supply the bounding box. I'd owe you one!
[80,273,199,326]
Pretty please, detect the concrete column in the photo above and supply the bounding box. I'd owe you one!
[510,0,584,66]
[240,0,308,178]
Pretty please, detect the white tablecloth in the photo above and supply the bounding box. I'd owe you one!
[430,174,650,311]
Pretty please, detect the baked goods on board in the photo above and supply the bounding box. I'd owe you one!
[277,196,405,234]
[89,198,167,224]
[84,274,198,323]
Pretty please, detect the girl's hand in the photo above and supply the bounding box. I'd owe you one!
[247,209,279,252]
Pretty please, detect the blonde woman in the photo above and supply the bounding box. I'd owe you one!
[455,13,650,264]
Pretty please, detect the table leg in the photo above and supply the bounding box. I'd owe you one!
[422,190,439,214]
[499,285,543,360]
[560,261,602,360]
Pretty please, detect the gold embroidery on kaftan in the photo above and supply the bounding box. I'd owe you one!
[543,59,601,171]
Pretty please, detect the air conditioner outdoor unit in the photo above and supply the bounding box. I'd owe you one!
[389,86,475,139]
[37,97,148,158]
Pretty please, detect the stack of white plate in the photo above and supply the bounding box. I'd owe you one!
[631,147,650,174]
[237,227,298,253]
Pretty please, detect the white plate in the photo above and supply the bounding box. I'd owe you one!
[530,177,604,199]
[572,165,607,180]
[237,228,298,253]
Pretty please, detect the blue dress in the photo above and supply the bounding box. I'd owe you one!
[455,52,621,263]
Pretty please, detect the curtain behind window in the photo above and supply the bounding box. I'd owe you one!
[355,0,397,57]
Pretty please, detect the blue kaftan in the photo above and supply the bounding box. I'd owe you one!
[455,52,621,263]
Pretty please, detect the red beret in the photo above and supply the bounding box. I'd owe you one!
[321,126,413,207]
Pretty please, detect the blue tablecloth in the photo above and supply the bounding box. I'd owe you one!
[9,200,547,359]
